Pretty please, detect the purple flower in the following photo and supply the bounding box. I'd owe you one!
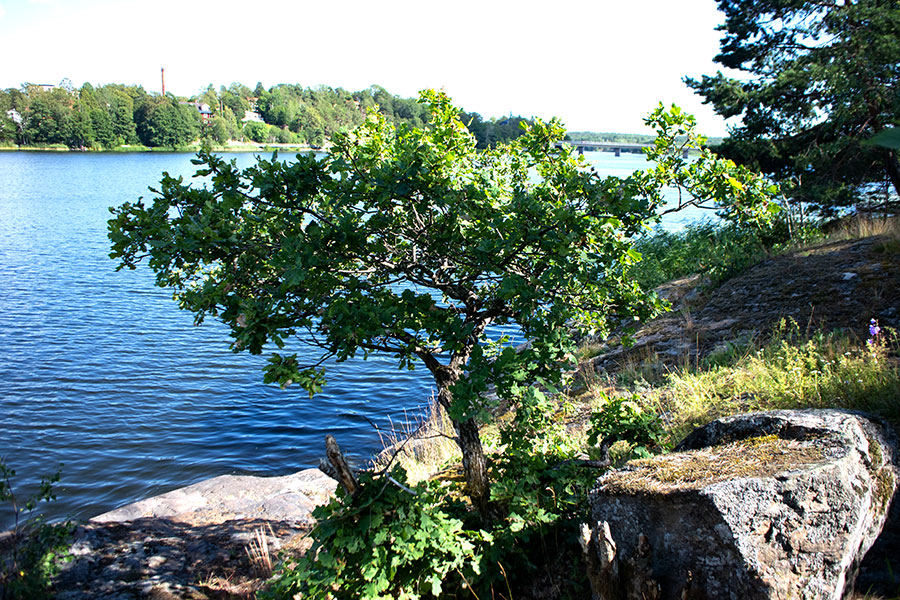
[869,319,881,338]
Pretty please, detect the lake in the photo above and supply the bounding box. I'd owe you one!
[0,150,707,529]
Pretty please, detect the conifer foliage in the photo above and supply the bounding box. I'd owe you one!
[687,0,900,213]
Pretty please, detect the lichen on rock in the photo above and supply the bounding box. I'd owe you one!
[600,433,833,495]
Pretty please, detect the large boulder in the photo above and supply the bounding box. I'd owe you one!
[584,409,898,600]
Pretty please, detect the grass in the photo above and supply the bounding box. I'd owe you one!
[826,214,900,243]
[372,398,462,485]
[627,213,900,293]
[581,319,900,447]
[245,525,276,578]
[629,221,772,289]
[377,317,900,494]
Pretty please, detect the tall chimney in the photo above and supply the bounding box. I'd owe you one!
[161,67,166,96]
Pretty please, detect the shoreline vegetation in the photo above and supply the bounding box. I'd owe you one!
[0,81,553,153]
[0,142,321,153]
[379,215,900,483]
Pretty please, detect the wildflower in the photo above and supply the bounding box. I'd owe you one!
[869,319,881,338]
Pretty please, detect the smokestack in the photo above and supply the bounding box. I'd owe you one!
[161,67,166,96]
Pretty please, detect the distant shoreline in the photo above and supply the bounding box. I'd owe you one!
[0,142,324,154]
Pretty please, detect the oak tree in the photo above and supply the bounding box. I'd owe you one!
[109,91,774,517]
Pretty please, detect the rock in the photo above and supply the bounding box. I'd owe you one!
[856,491,900,596]
[91,468,336,525]
[586,409,898,600]
[53,469,337,598]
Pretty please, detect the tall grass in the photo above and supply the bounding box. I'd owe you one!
[630,222,771,289]
[825,214,900,242]
[372,399,461,484]
[587,320,900,445]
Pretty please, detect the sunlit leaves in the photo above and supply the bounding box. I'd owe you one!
[643,102,780,227]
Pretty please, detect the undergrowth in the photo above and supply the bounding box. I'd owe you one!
[261,217,900,599]
[263,318,899,598]
[263,386,663,599]
[630,221,770,289]
[629,213,831,291]
[0,460,72,600]
[372,399,462,486]
[593,319,900,445]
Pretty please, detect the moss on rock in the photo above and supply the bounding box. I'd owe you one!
[600,433,830,494]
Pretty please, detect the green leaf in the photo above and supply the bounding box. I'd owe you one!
[866,128,900,150]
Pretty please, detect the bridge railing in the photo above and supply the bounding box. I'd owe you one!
[555,140,690,158]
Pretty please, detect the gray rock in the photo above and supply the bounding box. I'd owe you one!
[587,409,898,600]
[91,468,336,525]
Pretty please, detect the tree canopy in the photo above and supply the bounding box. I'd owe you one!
[687,0,900,214]
[109,91,776,517]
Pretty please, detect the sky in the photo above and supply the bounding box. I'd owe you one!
[0,0,738,136]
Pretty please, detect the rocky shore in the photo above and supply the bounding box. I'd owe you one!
[53,470,336,599]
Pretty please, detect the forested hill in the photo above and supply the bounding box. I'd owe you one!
[0,81,534,150]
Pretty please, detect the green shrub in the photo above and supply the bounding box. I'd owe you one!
[264,468,490,600]
[266,388,601,599]
[0,460,72,600]
[588,393,668,461]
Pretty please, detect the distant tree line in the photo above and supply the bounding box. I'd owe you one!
[565,131,656,144]
[565,131,724,146]
[0,80,534,150]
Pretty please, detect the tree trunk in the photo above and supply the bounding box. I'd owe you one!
[421,346,494,520]
[430,370,492,519]
[456,416,491,516]
[882,148,900,199]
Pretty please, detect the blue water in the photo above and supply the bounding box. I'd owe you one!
[0,150,706,529]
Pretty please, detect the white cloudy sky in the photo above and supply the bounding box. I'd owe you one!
[0,0,737,135]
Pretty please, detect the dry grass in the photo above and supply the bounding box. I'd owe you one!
[244,524,277,579]
[599,434,831,494]
[826,214,900,243]
[373,398,462,485]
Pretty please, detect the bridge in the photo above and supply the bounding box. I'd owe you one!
[556,140,690,158]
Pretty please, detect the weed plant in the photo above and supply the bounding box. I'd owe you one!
[0,460,72,600]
